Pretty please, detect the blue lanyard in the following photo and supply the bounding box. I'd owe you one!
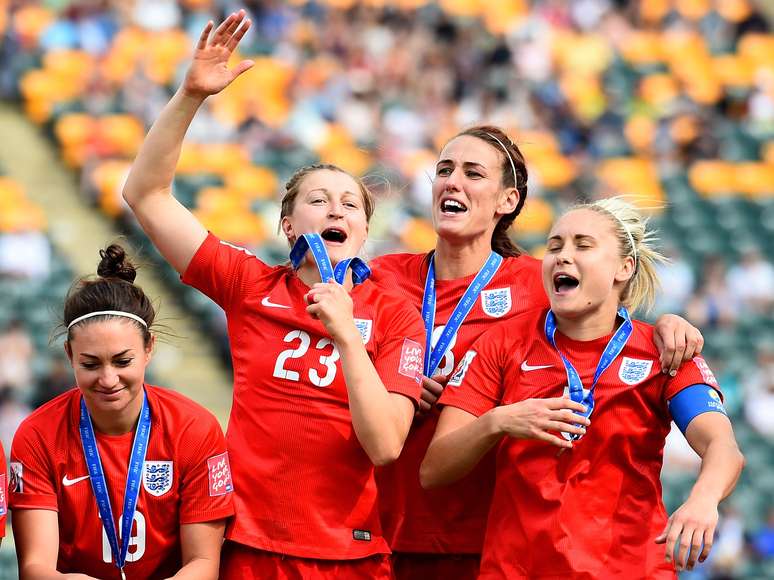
[421,251,503,376]
[79,391,151,578]
[544,307,633,439]
[289,233,371,285]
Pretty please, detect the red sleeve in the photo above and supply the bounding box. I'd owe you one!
[9,421,58,511]
[0,444,6,536]
[176,410,235,525]
[664,355,723,401]
[181,233,271,311]
[372,298,426,404]
[439,323,511,417]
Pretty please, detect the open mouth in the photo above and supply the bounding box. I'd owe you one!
[440,198,468,215]
[553,273,580,294]
[321,227,348,243]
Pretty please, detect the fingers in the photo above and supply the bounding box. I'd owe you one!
[417,399,432,414]
[227,19,252,51]
[546,396,587,415]
[197,21,213,50]
[698,526,713,563]
[212,12,238,44]
[663,518,680,566]
[554,409,590,427]
[232,59,255,79]
[547,421,586,436]
[675,525,696,571]
[685,525,704,570]
[422,375,445,398]
[682,328,704,361]
[535,430,573,449]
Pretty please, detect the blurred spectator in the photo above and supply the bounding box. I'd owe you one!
[0,319,34,394]
[704,506,746,579]
[751,507,774,561]
[31,356,74,408]
[0,229,52,280]
[685,256,738,329]
[726,248,774,316]
[743,343,774,439]
[0,384,32,460]
[653,245,695,317]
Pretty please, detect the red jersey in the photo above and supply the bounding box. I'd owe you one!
[440,308,720,579]
[370,252,547,553]
[0,443,6,537]
[182,234,425,559]
[9,385,234,579]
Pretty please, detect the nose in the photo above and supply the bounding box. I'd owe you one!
[443,166,463,192]
[328,201,344,219]
[555,244,574,265]
[97,366,119,388]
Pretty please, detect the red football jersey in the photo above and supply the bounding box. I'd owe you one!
[440,308,721,579]
[370,252,548,553]
[182,234,425,559]
[0,442,6,537]
[9,385,234,579]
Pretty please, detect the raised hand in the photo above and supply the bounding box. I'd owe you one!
[183,10,255,99]
[305,282,360,344]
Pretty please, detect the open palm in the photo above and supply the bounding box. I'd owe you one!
[183,10,254,98]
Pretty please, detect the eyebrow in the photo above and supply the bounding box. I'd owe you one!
[436,159,488,170]
[547,234,597,242]
[80,350,133,359]
[305,188,358,197]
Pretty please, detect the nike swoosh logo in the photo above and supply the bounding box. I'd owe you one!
[261,296,290,309]
[62,474,90,486]
[521,361,553,372]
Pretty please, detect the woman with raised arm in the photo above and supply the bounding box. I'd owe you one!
[371,126,705,579]
[10,245,234,579]
[122,11,426,579]
[422,198,744,578]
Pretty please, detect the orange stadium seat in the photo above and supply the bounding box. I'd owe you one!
[689,160,737,197]
[400,217,436,253]
[225,165,279,202]
[598,158,665,209]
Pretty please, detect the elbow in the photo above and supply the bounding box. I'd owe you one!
[368,441,403,467]
[419,452,442,489]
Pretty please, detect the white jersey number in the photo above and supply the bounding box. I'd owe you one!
[101,510,146,563]
[431,325,457,377]
[273,330,340,387]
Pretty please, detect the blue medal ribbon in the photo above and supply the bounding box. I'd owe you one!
[421,251,503,376]
[79,390,151,578]
[544,306,633,440]
[290,233,371,285]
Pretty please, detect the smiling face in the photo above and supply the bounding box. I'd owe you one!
[65,318,152,432]
[542,209,635,322]
[432,135,519,245]
[280,168,369,264]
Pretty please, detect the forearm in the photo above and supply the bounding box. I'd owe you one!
[420,409,502,489]
[123,88,205,208]
[337,333,409,466]
[687,438,744,504]
[20,564,96,580]
[169,557,219,580]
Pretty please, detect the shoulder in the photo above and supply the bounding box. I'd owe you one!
[16,390,77,439]
[476,308,544,353]
[146,385,222,434]
[627,319,660,357]
[369,252,428,284]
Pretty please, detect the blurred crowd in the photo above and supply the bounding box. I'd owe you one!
[0,0,773,577]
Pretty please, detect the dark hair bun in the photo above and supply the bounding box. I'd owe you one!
[97,244,137,283]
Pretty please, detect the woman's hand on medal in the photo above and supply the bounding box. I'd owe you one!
[305,282,360,344]
[492,397,589,449]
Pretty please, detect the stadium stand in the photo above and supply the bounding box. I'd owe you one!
[0,0,772,577]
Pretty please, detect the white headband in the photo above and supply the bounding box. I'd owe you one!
[485,132,518,187]
[67,310,148,330]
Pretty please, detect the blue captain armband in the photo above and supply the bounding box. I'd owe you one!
[668,384,727,434]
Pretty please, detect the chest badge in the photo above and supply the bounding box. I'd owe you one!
[354,318,373,344]
[143,461,173,497]
[481,287,512,318]
[618,357,654,385]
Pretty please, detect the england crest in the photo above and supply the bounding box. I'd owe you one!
[143,461,173,497]
[481,288,511,318]
[618,357,653,385]
[354,318,373,344]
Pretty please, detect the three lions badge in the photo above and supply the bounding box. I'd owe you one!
[481,288,511,318]
[143,461,173,496]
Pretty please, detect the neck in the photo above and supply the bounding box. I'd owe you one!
[86,393,144,436]
[434,236,494,280]
[554,304,620,341]
[296,260,354,290]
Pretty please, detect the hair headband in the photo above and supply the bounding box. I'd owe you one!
[485,132,518,187]
[67,310,148,330]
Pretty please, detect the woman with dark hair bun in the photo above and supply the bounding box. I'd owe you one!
[9,244,234,579]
